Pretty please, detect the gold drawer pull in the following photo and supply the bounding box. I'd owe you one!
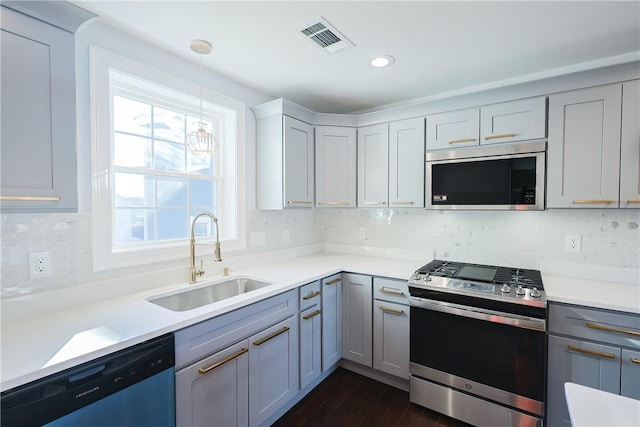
[484,133,517,141]
[626,200,640,204]
[364,201,386,205]
[586,322,640,337]
[0,195,61,201]
[390,201,415,205]
[631,357,640,365]
[302,290,321,300]
[572,200,615,204]
[379,288,404,296]
[253,326,290,346]
[287,200,313,205]
[325,278,341,286]
[302,309,322,320]
[318,201,349,206]
[568,345,615,359]
[379,306,404,315]
[198,347,248,374]
[448,138,476,144]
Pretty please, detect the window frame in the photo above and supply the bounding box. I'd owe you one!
[90,46,246,271]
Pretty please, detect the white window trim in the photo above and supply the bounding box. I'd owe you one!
[90,46,246,271]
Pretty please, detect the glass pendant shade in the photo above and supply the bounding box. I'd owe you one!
[187,122,216,156]
[187,39,215,157]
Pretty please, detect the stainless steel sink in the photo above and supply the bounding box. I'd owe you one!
[147,277,272,312]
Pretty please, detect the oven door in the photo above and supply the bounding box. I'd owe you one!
[410,296,546,416]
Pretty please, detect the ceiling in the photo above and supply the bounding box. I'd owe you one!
[73,1,640,114]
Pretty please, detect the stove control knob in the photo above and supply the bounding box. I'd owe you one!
[515,285,526,296]
[500,284,511,293]
[423,274,432,282]
[412,272,420,280]
[530,287,541,299]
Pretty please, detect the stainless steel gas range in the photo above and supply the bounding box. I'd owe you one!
[408,259,547,427]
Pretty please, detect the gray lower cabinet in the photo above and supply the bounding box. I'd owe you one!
[547,302,640,427]
[372,278,409,379]
[299,281,322,389]
[342,273,373,366]
[321,274,342,370]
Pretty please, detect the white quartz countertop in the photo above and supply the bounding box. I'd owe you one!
[565,382,640,427]
[1,252,638,392]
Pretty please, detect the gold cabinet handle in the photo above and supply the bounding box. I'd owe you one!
[390,201,415,205]
[448,138,476,144]
[253,326,290,346]
[198,347,248,374]
[626,200,640,204]
[318,201,349,206]
[287,200,313,205]
[484,133,517,141]
[302,309,322,320]
[572,200,615,204]
[379,306,404,315]
[567,345,615,359]
[0,195,61,201]
[302,290,321,300]
[325,278,341,286]
[379,288,404,296]
[364,201,387,205]
[586,322,640,337]
[631,357,640,365]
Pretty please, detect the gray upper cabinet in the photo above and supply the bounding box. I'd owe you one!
[620,80,640,207]
[0,4,93,212]
[357,123,389,207]
[547,84,624,208]
[426,108,479,151]
[480,97,546,145]
[388,117,425,208]
[315,126,357,208]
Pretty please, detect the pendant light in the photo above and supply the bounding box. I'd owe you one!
[186,39,216,156]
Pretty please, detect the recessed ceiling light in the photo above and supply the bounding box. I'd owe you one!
[370,55,395,68]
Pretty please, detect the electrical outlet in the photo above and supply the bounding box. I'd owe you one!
[565,235,582,253]
[29,251,53,279]
[358,227,367,239]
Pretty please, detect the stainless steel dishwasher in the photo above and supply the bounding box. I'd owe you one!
[1,333,175,427]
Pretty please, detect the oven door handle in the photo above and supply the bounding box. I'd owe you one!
[409,296,546,332]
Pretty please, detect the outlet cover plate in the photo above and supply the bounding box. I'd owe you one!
[565,235,582,253]
[29,251,53,279]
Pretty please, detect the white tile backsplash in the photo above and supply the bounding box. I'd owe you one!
[2,208,638,298]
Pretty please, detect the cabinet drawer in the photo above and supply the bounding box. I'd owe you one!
[549,303,640,350]
[299,280,321,311]
[175,290,297,369]
[373,277,409,305]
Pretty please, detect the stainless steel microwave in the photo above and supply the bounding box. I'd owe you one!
[425,140,546,210]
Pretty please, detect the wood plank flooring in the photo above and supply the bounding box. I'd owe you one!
[273,368,473,427]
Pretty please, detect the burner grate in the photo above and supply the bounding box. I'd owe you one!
[417,260,463,277]
[493,268,543,289]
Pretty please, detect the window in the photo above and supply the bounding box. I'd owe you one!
[91,47,245,271]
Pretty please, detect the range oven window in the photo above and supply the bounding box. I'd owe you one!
[410,306,546,403]
[431,156,537,205]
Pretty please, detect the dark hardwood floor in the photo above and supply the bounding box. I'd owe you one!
[273,368,472,427]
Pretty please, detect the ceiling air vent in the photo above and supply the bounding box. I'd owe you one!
[300,17,354,54]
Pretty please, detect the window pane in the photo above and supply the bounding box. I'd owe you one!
[113,96,152,137]
[187,151,215,176]
[113,133,151,168]
[190,179,215,207]
[157,209,188,239]
[154,140,185,172]
[115,209,155,243]
[154,107,185,143]
[158,177,187,207]
[114,173,154,207]
[190,210,218,238]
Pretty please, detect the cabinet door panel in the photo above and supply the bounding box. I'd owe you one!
[315,126,356,207]
[358,123,389,207]
[175,340,249,427]
[373,300,409,378]
[299,306,322,389]
[249,316,298,426]
[620,80,640,207]
[283,116,314,206]
[426,108,479,150]
[341,273,372,366]
[547,335,621,427]
[389,118,425,208]
[480,97,546,145]
[548,84,622,208]
[322,274,342,371]
[621,349,640,399]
